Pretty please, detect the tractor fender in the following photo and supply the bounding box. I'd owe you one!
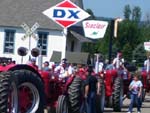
[7,64,43,82]
[105,70,113,96]
[141,71,147,89]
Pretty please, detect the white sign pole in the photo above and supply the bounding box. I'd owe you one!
[62,28,68,59]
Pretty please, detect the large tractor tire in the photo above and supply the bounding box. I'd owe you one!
[68,76,83,113]
[56,95,69,113]
[0,70,45,113]
[113,77,123,112]
[147,74,150,85]
[142,88,146,102]
[0,72,16,113]
[96,77,105,113]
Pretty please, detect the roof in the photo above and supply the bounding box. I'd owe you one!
[69,26,92,43]
[70,30,92,43]
[0,0,83,30]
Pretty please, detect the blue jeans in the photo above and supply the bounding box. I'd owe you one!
[128,93,142,112]
[87,92,96,113]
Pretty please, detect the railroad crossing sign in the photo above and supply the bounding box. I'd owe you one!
[42,0,90,28]
[21,22,39,40]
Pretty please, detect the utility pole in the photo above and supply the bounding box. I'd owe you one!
[108,19,114,64]
[108,18,123,64]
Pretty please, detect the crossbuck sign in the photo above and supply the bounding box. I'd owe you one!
[43,0,90,28]
[21,22,39,40]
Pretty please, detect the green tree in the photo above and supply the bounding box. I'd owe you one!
[85,8,96,19]
[132,6,142,22]
[114,19,142,61]
[82,5,145,63]
[142,13,150,41]
[124,4,131,20]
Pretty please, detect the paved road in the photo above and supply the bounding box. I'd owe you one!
[45,95,150,113]
[104,95,150,113]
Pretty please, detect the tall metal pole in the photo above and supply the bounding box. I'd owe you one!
[29,35,31,60]
[108,19,114,64]
[38,45,43,70]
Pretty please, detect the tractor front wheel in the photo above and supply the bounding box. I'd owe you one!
[113,77,123,112]
[96,77,105,113]
[68,76,83,113]
[56,95,69,113]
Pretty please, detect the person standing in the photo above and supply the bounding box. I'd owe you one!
[127,71,143,113]
[84,65,98,113]
[144,55,150,72]
[28,58,38,71]
[42,61,50,71]
[112,52,128,79]
[54,58,69,78]
[112,52,124,69]
[68,63,74,75]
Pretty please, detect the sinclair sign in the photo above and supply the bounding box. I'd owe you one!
[82,20,108,39]
[43,0,90,28]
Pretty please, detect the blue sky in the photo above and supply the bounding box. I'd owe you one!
[82,0,150,20]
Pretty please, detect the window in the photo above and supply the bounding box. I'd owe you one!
[37,32,48,56]
[4,30,15,53]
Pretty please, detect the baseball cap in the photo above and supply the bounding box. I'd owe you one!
[31,58,36,62]
[61,58,67,64]
[44,61,49,65]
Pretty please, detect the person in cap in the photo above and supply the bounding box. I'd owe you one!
[112,52,128,78]
[42,61,50,71]
[54,58,69,78]
[144,55,150,74]
[29,58,38,70]
[112,52,124,69]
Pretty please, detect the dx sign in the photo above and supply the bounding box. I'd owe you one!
[53,9,80,19]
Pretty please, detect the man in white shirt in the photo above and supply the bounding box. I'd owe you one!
[54,58,69,78]
[68,63,74,75]
[144,56,150,73]
[112,52,127,79]
[112,52,124,69]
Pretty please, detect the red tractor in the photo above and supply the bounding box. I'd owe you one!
[102,62,136,112]
[0,49,105,113]
[141,67,150,101]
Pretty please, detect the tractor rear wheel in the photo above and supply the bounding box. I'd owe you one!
[68,76,83,113]
[56,95,69,113]
[0,70,45,113]
[113,77,123,112]
[96,77,105,113]
[0,72,17,113]
[142,88,146,102]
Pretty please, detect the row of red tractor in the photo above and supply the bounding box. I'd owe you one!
[0,55,149,113]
